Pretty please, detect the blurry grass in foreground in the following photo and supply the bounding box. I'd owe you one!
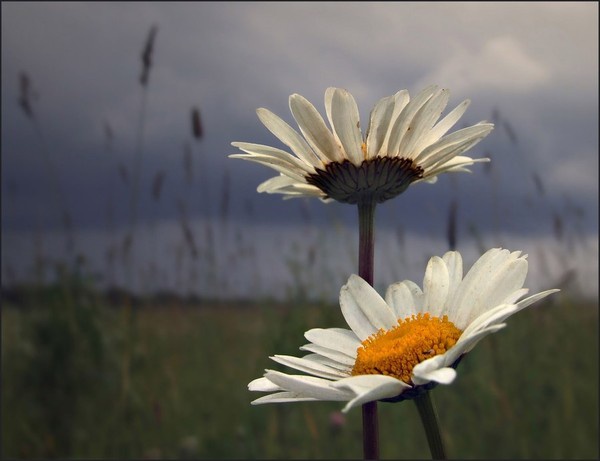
[2,283,598,459]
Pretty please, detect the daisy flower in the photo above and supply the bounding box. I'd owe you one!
[249,248,558,413]
[230,85,494,204]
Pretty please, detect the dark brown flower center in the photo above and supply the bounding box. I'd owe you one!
[306,157,424,204]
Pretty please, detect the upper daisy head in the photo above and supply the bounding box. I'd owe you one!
[230,85,494,204]
[248,248,559,413]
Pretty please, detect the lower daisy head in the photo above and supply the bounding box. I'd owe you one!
[248,248,559,413]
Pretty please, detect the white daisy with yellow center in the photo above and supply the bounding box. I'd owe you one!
[249,248,559,412]
[230,85,494,204]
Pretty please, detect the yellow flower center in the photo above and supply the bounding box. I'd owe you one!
[351,313,462,384]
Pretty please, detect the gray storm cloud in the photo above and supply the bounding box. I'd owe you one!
[1,2,597,297]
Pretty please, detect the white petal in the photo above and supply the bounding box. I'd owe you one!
[444,324,506,365]
[421,137,486,174]
[289,93,343,163]
[270,354,347,379]
[251,391,321,405]
[460,324,506,354]
[516,289,560,310]
[257,174,297,192]
[256,107,323,167]
[262,180,326,198]
[339,274,397,340]
[441,251,463,320]
[422,256,450,317]
[258,183,325,199]
[423,156,487,179]
[458,251,528,327]
[470,258,528,320]
[424,99,471,146]
[325,88,364,166]
[303,353,352,371]
[384,280,422,318]
[378,90,410,156]
[387,84,438,157]
[404,280,425,313]
[264,370,351,401]
[229,153,308,183]
[257,175,325,199]
[304,327,361,357]
[460,303,518,339]
[366,93,397,160]
[462,289,558,335]
[500,288,529,305]
[415,367,456,386]
[412,355,457,385]
[231,142,315,174]
[415,123,493,168]
[400,88,450,158]
[331,374,410,413]
[449,248,509,328]
[332,374,409,394]
[420,175,438,184]
[442,251,463,282]
[299,343,356,366]
[248,376,282,392]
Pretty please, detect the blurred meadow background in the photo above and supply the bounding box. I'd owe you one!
[1,2,598,459]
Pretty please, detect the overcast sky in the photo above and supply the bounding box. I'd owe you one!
[2,2,598,298]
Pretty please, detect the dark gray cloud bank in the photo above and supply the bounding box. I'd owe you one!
[2,2,598,299]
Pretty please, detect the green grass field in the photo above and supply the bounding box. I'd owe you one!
[2,285,598,459]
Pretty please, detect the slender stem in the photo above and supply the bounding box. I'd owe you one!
[362,401,379,460]
[127,85,149,289]
[358,197,378,460]
[358,198,375,286]
[414,391,447,460]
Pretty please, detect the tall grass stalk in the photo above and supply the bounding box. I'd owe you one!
[176,198,199,297]
[188,105,217,297]
[180,139,197,297]
[149,169,166,291]
[119,23,158,409]
[125,24,158,286]
[102,120,120,290]
[18,71,76,265]
[218,166,231,293]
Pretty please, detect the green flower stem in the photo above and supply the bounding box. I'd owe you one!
[358,197,379,460]
[414,391,447,460]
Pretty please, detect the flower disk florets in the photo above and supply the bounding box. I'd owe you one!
[352,313,461,384]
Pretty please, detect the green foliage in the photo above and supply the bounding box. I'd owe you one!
[2,274,122,457]
[2,288,598,459]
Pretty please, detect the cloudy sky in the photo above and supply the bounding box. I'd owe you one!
[2,2,598,299]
